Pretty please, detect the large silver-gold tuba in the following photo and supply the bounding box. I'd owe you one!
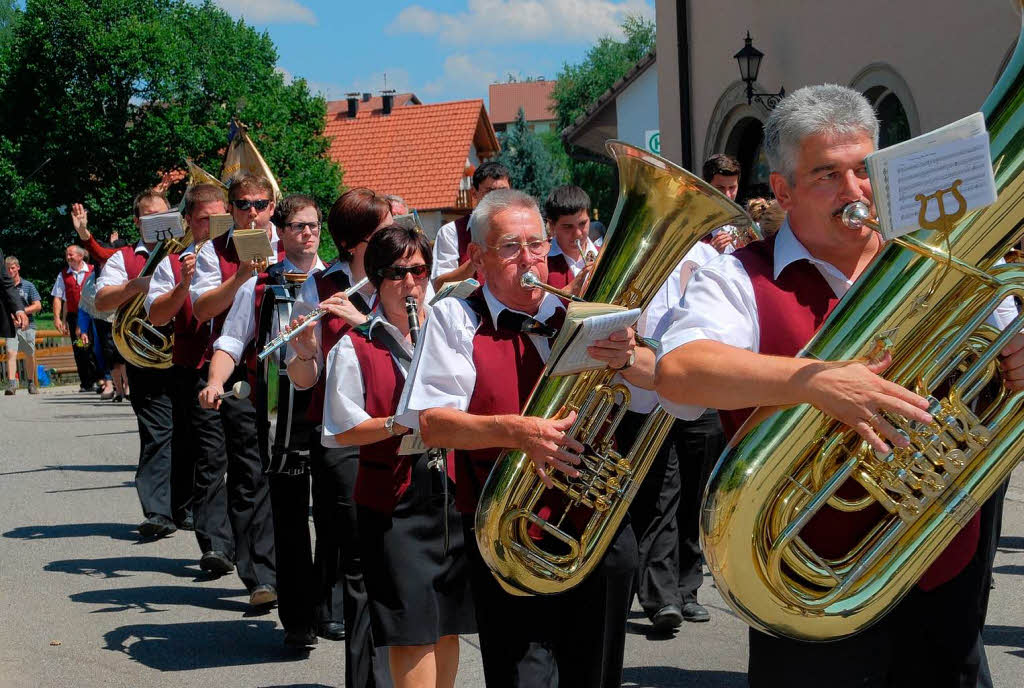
[700,11,1024,641]
[475,141,749,595]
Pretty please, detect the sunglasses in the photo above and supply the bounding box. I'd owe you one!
[377,264,429,280]
[230,199,271,211]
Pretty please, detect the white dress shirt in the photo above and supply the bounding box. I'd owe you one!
[213,256,326,364]
[144,244,197,315]
[548,236,600,277]
[430,216,468,280]
[95,241,150,290]
[321,310,415,448]
[190,224,280,303]
[655,220,1019,420]
[396,285,564,430]
[51,264,91,299]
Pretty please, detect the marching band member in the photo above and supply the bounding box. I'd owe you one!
[542,185,599,294]
[285,187,393,685]
[51,244,97,392]
[323,226,473,688]
[399,189,653,688]
[93,191,184,538]
[146,183,233,575]
[654,84,1024,686]
[191,175,282,609]
[703,154,743,254]
[430,161,510,290]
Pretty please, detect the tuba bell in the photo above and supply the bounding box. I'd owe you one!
[474,140,749,595]
[700,11,1024,641]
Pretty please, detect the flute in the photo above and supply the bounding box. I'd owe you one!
[257,276,370,361]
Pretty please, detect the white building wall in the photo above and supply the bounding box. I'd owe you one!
[615,64,660,150]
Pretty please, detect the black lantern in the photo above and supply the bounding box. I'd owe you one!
[734,31,785,109]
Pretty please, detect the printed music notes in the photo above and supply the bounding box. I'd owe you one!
[140,211,186,244]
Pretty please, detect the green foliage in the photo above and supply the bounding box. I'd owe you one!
[551,14,655,220]
[496,108,568,202]
[0,0,342,280]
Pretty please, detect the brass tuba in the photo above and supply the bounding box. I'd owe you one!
[700,13,1024,640]
[475,141,749,595]
[112,230,193,369]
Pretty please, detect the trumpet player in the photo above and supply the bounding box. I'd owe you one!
[702,153,743,253]
[399,189,652,688]
[542,185,599,296]
[655,84,1024,687]
[322,226,473,688]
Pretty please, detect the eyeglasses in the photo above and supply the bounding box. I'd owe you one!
[230,199,271,211]
[487,238,550,260]
[377,264,429,281]
[284,221,321,233]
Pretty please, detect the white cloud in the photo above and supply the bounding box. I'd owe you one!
[214,0,317,26]
[422,54,499,101]
[388,0,651,44]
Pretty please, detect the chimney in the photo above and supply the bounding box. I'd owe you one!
[362,92,371,102]
[345,92,360,118]
[381,89,396,116]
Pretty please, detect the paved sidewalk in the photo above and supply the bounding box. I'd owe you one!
[1,387,1022,686]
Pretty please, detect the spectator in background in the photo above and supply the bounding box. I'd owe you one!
[755,199,786,237]
[384,194,408,216]
[4,256,41,395]
[703,153,743,254]
[52,244,98,392]
[70,203,128,270]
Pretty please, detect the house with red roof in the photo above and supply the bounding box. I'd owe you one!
[488,79,558,134]
[324,92,500,237]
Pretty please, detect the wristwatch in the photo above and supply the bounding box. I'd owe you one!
[615,350,637,372]
[384,415,404,436]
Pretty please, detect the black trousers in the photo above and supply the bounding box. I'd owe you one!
[618,410,682,618]
[171,365,221,548]
[125,364,175,520]
[67,311,97,387]
[309,441,391,687]
[268,468,315,634]
[199,366,275,591]
[675,410,725,603]
[465,519,638,688]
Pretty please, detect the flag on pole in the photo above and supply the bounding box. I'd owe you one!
[220,119,281,200]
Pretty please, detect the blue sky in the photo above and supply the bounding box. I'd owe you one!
[213,0,654,106]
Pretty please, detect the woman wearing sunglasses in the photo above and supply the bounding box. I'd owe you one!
[323,226,473,688]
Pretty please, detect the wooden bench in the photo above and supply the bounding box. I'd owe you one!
[0,329,79,386]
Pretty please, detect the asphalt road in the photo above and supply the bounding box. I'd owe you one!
[1,387,1023,687]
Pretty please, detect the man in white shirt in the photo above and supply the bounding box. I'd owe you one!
[51,244,97,391]
[431,161,510,290]
[542,184,599,295]
[703,153,743,254]
[654,84,1024,686]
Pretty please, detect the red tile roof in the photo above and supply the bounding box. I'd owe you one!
[489,80,557,125]
[325,93,421,117]
[325,99,500,212]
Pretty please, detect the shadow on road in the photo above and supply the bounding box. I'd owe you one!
[45,480,135,494]
[3,522,139,541]
[993,564,1024,576]
[998,535,1024,552]
[46,556,200,579]
[0,463,135,476]
[103,619,308,670]
[622,666,746,687]
[984,624,1024,659]
[71,584,249,614]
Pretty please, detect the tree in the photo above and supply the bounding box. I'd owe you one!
[0,0,342,281]
[496,108,568,203]
[551,14,656,221]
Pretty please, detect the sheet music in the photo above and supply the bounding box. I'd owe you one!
[549,307,641,376]
[208,214,232,240]
[398,432,428,456]
[140,211,186,244]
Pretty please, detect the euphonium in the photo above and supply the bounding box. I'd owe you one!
[475,140,749,595]
[701,12,1024,641]
[112,230,193,369]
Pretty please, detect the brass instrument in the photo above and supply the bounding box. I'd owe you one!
[727,220,764,248]
[574,238,597,265]
[112,229,193,369]
[700,15,1024,641]
[475,140,749,595]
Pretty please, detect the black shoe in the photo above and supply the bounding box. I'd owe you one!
[681,601,710,623]
[284,629,318,649]
[249,584,277,607]
[317,621,346,641]
[176,513,195,531]
[652,604,684,631]
[138,514,177,538]
[78,385,92,393]
[199,550,234,575]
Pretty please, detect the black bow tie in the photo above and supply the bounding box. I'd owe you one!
[496,308,566,339]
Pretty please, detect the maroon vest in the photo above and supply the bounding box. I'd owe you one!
[347,329,413,513]
[546,253,572,290]
[455,213,472,265]
[723,236,978,592]
[168,256,211,369]
[61,264,93,313]
[117,245,150,281]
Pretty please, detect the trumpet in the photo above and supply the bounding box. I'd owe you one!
[575,238,597,264]
[257,276,370,361]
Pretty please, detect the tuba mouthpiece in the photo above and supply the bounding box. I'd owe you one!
[841,202,872,230]
[520,271,542,289]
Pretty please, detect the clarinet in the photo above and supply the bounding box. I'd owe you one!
[404,296,421,346]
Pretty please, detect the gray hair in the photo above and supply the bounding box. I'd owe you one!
[469,189,543,245]
[763,84,878,183]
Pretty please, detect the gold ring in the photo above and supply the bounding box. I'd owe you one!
[867,412,880,427]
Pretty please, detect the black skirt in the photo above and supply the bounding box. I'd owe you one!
[357,452,476,646]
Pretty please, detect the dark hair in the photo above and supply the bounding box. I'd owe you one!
[472,161,510,190]
[228,174,274,200]
[702,153,741,182]
[326,188,391,262]
[132,190,169,217]
[183,184,227,217]
[273,193,321,226]
[543,185,590,223]
[364,225,433,290]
